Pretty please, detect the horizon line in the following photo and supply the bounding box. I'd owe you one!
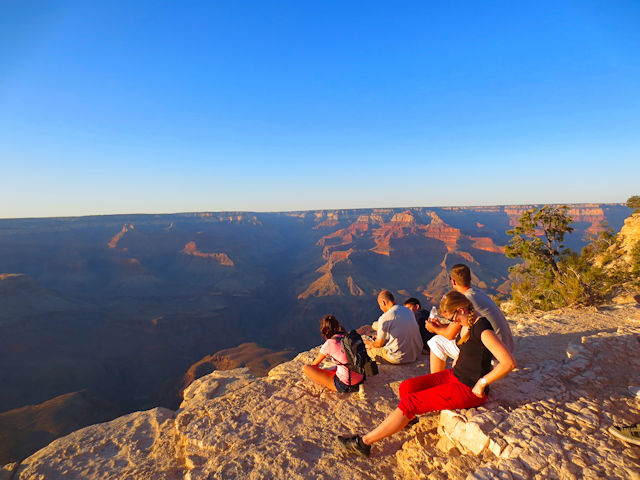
[0,201,628,222]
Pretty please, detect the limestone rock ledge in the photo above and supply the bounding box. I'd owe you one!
[6,304,640,480]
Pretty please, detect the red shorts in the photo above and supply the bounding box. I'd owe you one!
[397,369,487,418]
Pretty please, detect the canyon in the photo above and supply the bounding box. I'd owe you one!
[0,203,630,463]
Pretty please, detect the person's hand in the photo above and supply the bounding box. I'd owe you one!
[363,336,375,348]
[425,320,440,333]
[471,379,486,398]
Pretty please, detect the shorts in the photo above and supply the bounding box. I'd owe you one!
[366,346,402,364]
[427,335,460,362]
[334,375,362,393]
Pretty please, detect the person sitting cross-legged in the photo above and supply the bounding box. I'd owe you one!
[302,314,364,393]
[337,290,516,457]
[364,290,423,365]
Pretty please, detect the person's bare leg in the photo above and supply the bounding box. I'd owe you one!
[302,365,338,391]
[361,408,412,445]
[430,351,447,374]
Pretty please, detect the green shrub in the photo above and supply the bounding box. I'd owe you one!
[505,203,638,312]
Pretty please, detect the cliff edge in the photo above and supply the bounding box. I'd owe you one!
[3,304,640,480]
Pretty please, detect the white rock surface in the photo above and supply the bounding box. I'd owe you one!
[6,303,640,479]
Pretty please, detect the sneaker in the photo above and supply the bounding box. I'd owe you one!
[337,435,371,457]
[628,386,640,398]
[608,424,640,446]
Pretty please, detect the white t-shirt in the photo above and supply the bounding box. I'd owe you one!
[376,305,423,363]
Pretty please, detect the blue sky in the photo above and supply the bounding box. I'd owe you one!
[1,1,639,218]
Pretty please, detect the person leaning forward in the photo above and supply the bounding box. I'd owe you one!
[363,290,423,364]
[426,263,514,373]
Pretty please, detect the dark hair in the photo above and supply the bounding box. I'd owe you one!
[378,290,395,303]
[320,314,346,340]
[450,264,471,288]
[404,297,421,308]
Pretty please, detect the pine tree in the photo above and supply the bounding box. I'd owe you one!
[627,195,640,213]
[505,205,576,311]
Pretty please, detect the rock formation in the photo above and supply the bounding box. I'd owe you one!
[107,223,134,249]
[180,241,234,266]
[180,342,295,391]
[617,212,640,263]
[593,212,640,303]
[6,303,639,480]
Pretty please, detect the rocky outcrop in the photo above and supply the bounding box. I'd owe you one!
[8,407,182,480]
[180,241,234,266]
[595,212,640,302]
[297,271,342,298]
[181,342,294,389]
[618,212,640,262]
[107,223,134,249]
[470,236,505,254]
[9,303,640,479]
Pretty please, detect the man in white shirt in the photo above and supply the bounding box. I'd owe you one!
[363,290,423,364]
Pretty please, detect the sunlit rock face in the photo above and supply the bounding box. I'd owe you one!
[618,213,640,261]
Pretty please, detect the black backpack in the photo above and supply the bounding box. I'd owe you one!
[340,330,379,379]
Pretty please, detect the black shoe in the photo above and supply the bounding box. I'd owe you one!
[337,435,371,457]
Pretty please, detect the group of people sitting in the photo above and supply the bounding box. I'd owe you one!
[302,263,517,457]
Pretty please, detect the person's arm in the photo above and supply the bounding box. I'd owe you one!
[426,319,461,340]
[310,351,328,366]
[364,335,386,349]
[365,318,388,349]
[471,330,517,397]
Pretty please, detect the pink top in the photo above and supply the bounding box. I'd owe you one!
[320,336,365,385]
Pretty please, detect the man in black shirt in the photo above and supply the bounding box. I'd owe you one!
[403,297,434,353]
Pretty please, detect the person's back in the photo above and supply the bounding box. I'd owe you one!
[377,305,423,363]
[404,298,435,351]
[414,308,433,350]
[464,288,514,352]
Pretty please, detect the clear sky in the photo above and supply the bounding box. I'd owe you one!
[1,1,639,219]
